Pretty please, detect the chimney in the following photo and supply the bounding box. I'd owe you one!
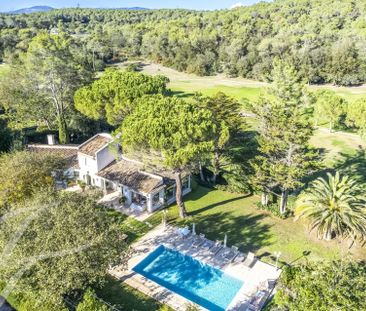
[47,134,56,145]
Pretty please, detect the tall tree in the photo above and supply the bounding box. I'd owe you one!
[120,95,215,218]
[295,172,366,242]
[314,90,345,131]
[195,92,244,184]
[250,60,317,214]
[74,68,169,126]
[0,32,93,143]
[0,190,127,309]
[346,98,366,138]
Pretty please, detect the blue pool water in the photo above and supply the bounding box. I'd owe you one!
[133,245,243,311]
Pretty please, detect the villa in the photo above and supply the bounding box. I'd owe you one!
[28,133,191,214]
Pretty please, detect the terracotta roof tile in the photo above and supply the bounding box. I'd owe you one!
[27,144,79,169]
[97,159,164,194]
[79,135,112,157]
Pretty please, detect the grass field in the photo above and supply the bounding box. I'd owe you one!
[126,62,366,102]
[146,184,366,266]
[96,277,164,311]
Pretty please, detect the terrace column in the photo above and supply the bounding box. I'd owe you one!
[123,187,132,205]
[147,194,153,213]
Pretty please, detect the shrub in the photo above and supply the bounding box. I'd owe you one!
[255,202,291,219]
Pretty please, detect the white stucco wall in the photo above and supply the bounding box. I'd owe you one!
[96,146,116,171]
[78,154,98,175]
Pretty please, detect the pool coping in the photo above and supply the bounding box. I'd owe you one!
[109,224,281,311]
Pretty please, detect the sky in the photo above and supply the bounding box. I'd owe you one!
[0,0,265,12]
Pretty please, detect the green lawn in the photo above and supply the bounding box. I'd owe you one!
[147,185,365,265]
[96,277,164,311]
[310,129,366,181]
[170,83,366,103]
[170,84,261,102]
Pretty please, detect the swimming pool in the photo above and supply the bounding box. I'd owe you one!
[132,245,243,311]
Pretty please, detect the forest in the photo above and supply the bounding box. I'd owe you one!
[0,0,366,85]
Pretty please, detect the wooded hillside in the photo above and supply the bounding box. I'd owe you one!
[1,0,366,85]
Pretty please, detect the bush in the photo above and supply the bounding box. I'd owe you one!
[255,202,291,219]
[274,260,366,310]
[76,288,109,311]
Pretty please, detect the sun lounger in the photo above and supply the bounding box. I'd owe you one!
[218,247,238,262]
[201,238,215,250]
[247,290,268,311]
[209,240,223,255]
[243,252,257,268]
[259,279,276,292]
[233,250,246,263]
[192,233,205,248]
[166,234,179,245]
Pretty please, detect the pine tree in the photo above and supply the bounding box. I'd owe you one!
[250,60,317,214]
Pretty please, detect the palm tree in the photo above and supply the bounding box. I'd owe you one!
[295,172,366,242]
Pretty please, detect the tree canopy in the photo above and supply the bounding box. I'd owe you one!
[120,95,216,218]
[0,151,64,208]
[347,98,366,138]
[274,260,366,311]
[250,60,317,213]
[295,172,366,242]
[76,288,108,311]
[314,90,345,131]
[0,190,127,309]
[1,0,366,85]
[74,68,169,125]
[0,32,93,143]
[194,92,247,187]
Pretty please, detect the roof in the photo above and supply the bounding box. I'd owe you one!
[27,144,79,169]
[78,134,113,157]
[0,296,15,311]
[97,159,164,194]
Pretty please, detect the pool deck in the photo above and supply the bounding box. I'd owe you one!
[109,224,281,311]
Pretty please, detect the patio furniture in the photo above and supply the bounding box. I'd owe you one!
[247,289,269,311]
[217,246,237,262]
[259,279,276,292]
[233,250,246,263]
[192,233,205,248]
[201,238,215,250]
[166,234,179,246]
[176,226,191,238]
[209,240,223,255]
[243,252,257,268]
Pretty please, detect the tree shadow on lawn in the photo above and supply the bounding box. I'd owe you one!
[96,276,161,311]
[185,185,251,215]
[189,194,252,216]
[334,147,366,183]
[185,211,273,255]
[169,90,195,98]
[300,146,366,191]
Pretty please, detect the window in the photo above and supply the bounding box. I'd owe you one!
[182,177,189,190]
[166,186,175,200]
[152,192,160,205]
[84,157,87,166]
